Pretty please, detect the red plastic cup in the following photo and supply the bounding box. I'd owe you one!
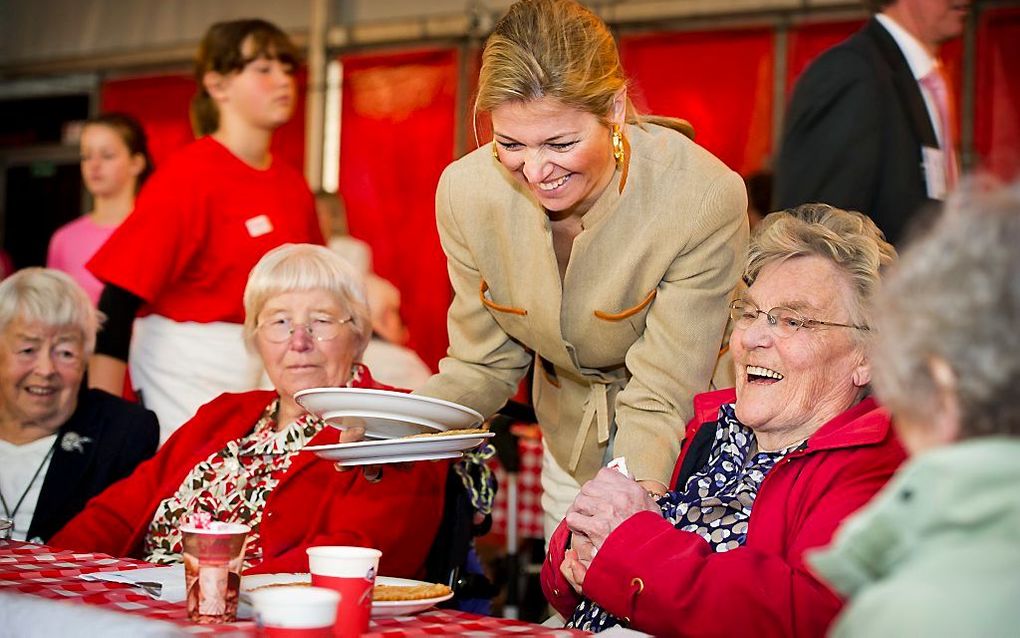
[306,546,381,637]
[251,585,340,638]
[181,522,249,623]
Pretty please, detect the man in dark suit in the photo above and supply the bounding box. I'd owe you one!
[774,0,969,245]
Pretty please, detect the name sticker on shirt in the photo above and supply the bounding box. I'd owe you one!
[245,214,274,238]
[922,146,947,201]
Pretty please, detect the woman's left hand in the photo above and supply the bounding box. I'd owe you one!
[565,468,660,549]
[560,548,587,594]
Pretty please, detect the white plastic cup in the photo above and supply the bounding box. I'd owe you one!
[0,517,13,540]
[251,585,340,638]
[306,546,381,638]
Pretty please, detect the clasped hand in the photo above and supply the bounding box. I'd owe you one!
[559,468,661,593]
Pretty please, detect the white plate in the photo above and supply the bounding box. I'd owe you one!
[305,432,494,465]
[329,451,464,467]
[239,574,452,617]
[295,388,483,439]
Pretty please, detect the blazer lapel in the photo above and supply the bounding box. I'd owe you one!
[866,18,939,148]
[28,402,100,541]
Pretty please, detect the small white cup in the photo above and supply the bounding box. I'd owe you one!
[0,517,13,540]
[251,585,340,635]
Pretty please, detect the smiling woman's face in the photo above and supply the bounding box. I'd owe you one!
[490,96,618,219]
[0,319,85,437]
[255,289,358,402]
[730,255,870,448]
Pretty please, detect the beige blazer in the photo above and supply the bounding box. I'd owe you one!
[417,122,748,485]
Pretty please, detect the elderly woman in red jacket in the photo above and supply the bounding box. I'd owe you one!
[51,244,446,577]
[542,204,906,637]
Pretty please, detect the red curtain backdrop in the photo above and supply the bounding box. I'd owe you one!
[619,28,775,175]
[338,48,458,370]
[100,75,196,168]
[975,7,1020,179]
[100,70,307,172]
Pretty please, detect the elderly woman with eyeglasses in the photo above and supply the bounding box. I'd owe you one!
[52,244,447,577]
[541,204,907,637]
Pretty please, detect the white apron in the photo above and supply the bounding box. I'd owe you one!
[129,315,270,444]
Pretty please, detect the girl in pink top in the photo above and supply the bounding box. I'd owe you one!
[47,114,152,304]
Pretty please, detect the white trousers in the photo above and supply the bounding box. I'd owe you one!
[129,315,269,444]
[540,443,583,543]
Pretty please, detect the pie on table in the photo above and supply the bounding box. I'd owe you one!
[248,580,452,600]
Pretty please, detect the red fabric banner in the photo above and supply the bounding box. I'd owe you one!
[338,48,458,370]
[975,7,1020,179]
[619,28,775,175]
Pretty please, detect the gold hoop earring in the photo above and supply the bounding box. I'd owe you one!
[611,124,625,170]
[492,141,500,161]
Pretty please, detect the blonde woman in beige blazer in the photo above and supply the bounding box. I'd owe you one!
[416,0,748,536]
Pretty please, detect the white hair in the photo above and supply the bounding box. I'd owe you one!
[871,178,1020,438]
[0,268,103,354]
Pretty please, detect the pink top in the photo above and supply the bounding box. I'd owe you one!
[47,215,119,304]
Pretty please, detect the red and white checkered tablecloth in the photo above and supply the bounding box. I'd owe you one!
[0,541,242,635]
[367,610,585,636]
[0,541,586,636]
[490,437,545,541]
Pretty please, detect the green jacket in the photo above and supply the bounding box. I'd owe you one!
[809,439,1020,638]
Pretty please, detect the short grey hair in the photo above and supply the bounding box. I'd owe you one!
[242,244,371,358]
[871,179,1020,439]
[0,268,103,354]
[745,203,897,341]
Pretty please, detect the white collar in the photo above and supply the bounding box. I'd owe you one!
[875,13,938,80]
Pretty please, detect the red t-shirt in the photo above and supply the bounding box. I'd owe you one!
[88,136,323,324]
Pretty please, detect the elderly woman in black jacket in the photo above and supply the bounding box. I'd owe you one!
[0,268,157,542]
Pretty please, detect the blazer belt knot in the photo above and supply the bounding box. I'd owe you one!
[568,381,613,472]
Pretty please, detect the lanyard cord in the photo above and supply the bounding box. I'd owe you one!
[0,438,58,521]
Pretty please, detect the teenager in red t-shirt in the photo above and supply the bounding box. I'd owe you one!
[87,19,324,442]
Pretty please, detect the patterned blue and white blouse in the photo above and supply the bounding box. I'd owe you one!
[568,404,806,633]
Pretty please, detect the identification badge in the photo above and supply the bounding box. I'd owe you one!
[244,214,274,238]
[922,146,947,200]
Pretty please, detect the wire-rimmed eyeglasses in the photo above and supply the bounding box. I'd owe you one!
[728,299,869,338]
[257,316,354,343]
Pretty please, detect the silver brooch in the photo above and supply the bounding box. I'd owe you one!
[61,432,92,453]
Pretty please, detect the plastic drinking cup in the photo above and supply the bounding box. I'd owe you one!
[306,546,381,637]
[251,585,340,637]
[181,522,250,623]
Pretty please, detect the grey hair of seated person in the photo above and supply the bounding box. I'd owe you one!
[0,268,103,354]
[744,203,897,344]
[871,178,1020,439]
[242,243,371,358]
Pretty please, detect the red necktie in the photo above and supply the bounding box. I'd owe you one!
[920,66,959,189]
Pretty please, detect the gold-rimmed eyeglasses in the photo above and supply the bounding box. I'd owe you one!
[728,299,869,338]
[257,316,354,343]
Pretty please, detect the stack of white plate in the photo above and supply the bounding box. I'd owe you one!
[295,388,491,466]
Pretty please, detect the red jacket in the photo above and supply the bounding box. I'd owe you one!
[51,389,448,578]
[542,389,905,637]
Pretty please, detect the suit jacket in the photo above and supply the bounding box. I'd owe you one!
[542,389,907,638]
[775,17,941,245]
[50,388,447,577]
[27,388,159,543]
[417,122,748,486]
